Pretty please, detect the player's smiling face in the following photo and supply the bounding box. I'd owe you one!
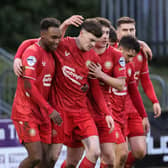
[41,27,62,51]
[120,46,137,63]
[95,26,110,48]
[79,29,100,51]
[117,23,136,40]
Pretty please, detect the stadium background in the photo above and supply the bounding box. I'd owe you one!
[0,0,168,167]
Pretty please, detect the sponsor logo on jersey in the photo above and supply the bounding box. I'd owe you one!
[62,66,83,85]
[104,61,112,69]
[127,68,132,77]
[65,51,70,57]
[137,54,143,62]
[112,86,127,96]
[27,56,37,66]
[119,57,126,67]
[43,74,52,87]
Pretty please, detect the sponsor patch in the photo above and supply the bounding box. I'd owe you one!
[25,66,35,70]
[27,56,37,66]
[119,57,125,67]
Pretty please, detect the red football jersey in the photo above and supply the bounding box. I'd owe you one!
[52,37,101,117]
[12,43,55,123]
[124,62,137,114]
[88,46,126,123]
[132,49,149,84]
[125,49,148,114]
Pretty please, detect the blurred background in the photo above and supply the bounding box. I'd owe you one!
[0,0,168,167]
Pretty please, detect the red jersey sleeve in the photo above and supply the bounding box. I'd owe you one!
[127,63,147,118]
[139,50,159,104]
[113,48,126,78]
[15,38,39,59]
[22,45,54,115]
[22,45,39,80]
[140,73,159,104]
[89,78,111,116]
[140,50,149,75]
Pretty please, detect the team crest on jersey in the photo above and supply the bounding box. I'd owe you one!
[127,68,132,77]
[104,61,112,69]
[137,54,143,62]
[119,57,125,67]
[27,56,37,66]
[86,60,91,67]
[29,128,36,136]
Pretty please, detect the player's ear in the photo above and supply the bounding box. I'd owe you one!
[40,30,46,39]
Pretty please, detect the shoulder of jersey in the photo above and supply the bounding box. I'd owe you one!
[109,45,121,53]
[25,44,39,53]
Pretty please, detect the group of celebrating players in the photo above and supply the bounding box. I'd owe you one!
[11,15,161,168]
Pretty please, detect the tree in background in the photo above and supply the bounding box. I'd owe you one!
[0,0,100,52]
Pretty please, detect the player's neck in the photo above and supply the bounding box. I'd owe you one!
[94,45,107,55]
[38,40,50,52]
[75,37,83,51]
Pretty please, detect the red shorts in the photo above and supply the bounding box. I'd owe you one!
[126,112,144,137]
[64,113,98,148]
[13,120,51,144]
[96,118,126,144]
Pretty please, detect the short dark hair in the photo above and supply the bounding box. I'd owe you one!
[95,17,111,28]
[119,35,140,53]
[116,16,135,28]
[109,26,117,43]
[81,18,102,38]
[40,17,61,31]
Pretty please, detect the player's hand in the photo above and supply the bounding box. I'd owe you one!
[13,58,23,77]
[142,117,150,135]
[139,40,153,60]
[153,103,161,118]
[64,15,84,27]
[49,110,63,126]
[105,115,114,134]
[88,62,103,78]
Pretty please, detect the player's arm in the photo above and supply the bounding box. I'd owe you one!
[59,15,84,38]
[13,38,39,77]
[140,72,161,118]
[22,49,62,125]
[89,78,114,133]
[128,81,150,134]
[128,81,147,118]
[138,40,152,60]
[88,62,125,91]
[23,79,62,125]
